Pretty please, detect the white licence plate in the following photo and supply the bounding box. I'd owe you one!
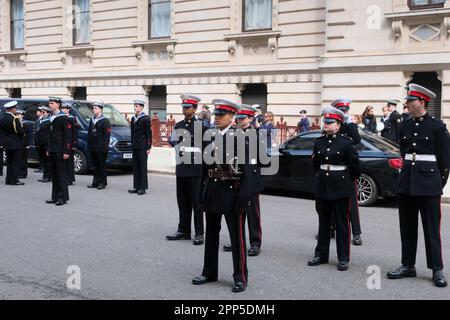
[123,153,133,159]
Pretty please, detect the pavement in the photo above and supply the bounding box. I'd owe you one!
[0,170,450,300]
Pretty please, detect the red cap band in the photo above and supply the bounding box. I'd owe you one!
[182,99,199,104]
[215,105,237,113]
[238,110,255,116]
[408,90,432,102]
[324,113,343,122]
[335,102,350,107]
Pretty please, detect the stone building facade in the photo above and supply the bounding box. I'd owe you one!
[0,0,449,125]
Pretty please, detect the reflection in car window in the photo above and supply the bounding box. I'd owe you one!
[286,136,316,150]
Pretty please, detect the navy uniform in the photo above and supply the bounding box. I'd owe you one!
[235,104,264,256]
[308,107,361,271]
[381,100,402,143]
[45,97,72,206]
[15,109,33,179]
[35,107,52,182]
[0,110,4,177]
[166,95,205,245]
[63,105,78,185]
[387,84,450,287]
[0,101,25,185]
[87,102,111,190]
[331,98,362,245]
[128,99,152,195]
[193,99,253,293]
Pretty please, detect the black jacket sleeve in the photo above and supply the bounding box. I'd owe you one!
[103,119,112,153]
[435,124,450,187]
[346,142,361,181]
[144,116,152,150]
[63,117,72,155]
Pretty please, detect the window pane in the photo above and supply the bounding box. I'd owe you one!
[74,0,90,44]
[11,0,24,49]
[411,0,429,5]
[245,0,272,31]
[150,0,171,38]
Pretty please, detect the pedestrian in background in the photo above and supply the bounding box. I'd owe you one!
[362,106,377,133]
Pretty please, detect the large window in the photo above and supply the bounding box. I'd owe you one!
[148,0,171,38]
[408,0,446,10]
[73,0,90,45]
[10,0,24,49]
[243,0,272,32]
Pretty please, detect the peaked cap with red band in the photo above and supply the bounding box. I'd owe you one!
[235,104,257,119]
[321,106,345,124]
[211,99,240,115]
[331,98,352,111]
[406,83,436,102]
[180,94,201,108]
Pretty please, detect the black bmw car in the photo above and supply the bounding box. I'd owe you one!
[262,130,402,206]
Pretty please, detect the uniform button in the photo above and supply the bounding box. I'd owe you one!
[226,153,229,156]
[327,148,330,151]
[328,140,332,143]
[431,169,434,172]
[326,157,329,160]
[337,152,340,154]
[414,133,418,136]
[326,173,329,176]
[413,143,416,146]
[214,168,217,171]
[214,179,218,182]
[412,162,415,166]
[185,124,188,127]
[230,186,233,189]
[416,123,419,126]
[426,137,429,140]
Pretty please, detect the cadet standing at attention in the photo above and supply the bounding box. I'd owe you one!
[61,103,78,185]
[387,84,450,288]
[35,106,52,183]
[45,97,72,206]
[166,95,205,245]
[308,106,361,271]
[87,102,111,190]
[128,99,152,195]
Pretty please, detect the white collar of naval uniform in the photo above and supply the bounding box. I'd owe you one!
[92,114,106,125]
[50,111,65,122]
[133,112,147,122]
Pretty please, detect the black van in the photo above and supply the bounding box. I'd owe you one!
[0,98,134,174]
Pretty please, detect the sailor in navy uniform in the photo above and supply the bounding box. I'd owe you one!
[87,102,111,190]
[0,101,25,185]
[45,97,72,206]
[34,106,45,173]
[331,98,363,246]
[128,99,152,195]
[381,100,402,143]
[166,95,206,245]
[61,104,78,185]
[387,84,450,288]
[308,107,361,271]
[0,109,4,177]
[15,109,33,179]
[192,99,252,293]
[35,107,52,183]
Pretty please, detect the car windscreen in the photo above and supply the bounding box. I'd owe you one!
[362,134,399,152]
[77,102,129,127]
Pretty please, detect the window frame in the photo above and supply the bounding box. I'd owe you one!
[10,0,25,50]
[242,0,273,32]
[73,0,91,46]
[408,0,446,10]
[148,0,172,39]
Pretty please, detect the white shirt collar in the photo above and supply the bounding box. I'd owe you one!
[220,124,232,136]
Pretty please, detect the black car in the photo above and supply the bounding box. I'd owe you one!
[262,130,402,206]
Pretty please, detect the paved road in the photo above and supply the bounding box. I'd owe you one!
[0,170,449,300]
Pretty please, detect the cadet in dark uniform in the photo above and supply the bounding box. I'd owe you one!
[331,98,362,246]
[62,104,78,185]
[15,109,33,179]
[387,84,450,288]
[45,97,72,206]
[87,102,111,190]
[0,109,4,177]
[308,106,361,271]
[381,100,402,143]
[128,99,152,195]
[235,104,263,256]
[166,95,205,245]
[0,101,25,185]
[36,107,52,183]
[192,99,253,293]
[34,106,44,173]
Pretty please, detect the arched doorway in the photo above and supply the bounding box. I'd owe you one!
[408,72,442,118]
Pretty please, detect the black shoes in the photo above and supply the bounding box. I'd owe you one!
[9,181,25,186]
[387,265,417,279]
[87,185,98,188]
[128,189,138,193]
[232,282,246,293]
[55,200,66,206]
[46,199,56,204]
[129,189,146,194]
[193,235,204,245]
[166,232,191,241]
[307,256,328,266]
[248,246,260,256]
[352,235,362,246]
[337,261,349,271]
[97,184,106,190]
[223,244,232,252]
[39,178,51,183]
[137,189,146,195]
[192,275,217,285]
[433,270,447,288]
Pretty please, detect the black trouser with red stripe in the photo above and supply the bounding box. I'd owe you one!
[90,151,108,187]
[176,176,204,236]
[315,197,351,262]
[202,209,248,285]
[247,193,262,248]
[398,195,443,270]
[349,182,362,236]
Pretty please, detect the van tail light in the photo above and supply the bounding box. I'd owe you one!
[388,158,403,170]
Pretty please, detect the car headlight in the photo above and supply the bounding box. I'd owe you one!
[109,137,118,147]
